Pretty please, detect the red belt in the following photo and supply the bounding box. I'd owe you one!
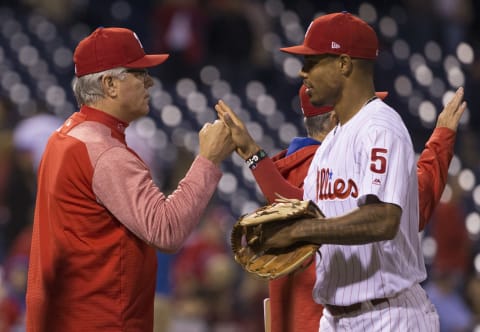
[325,298,389,316]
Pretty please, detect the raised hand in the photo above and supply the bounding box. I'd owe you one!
[436,87,467,131]
[214,100,262,159]
[199,119,235,165]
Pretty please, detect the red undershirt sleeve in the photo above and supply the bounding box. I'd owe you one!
[93,149,222,252]
[417,127,456,231]
[251,157,304,203]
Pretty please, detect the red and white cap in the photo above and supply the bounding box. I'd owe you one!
[281,12,378,60]
[299,85,389,118]
[73,27,169,77]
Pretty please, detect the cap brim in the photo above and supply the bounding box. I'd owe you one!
[375,91,388,100]
[126,54,169,68]
[280,45,322,55]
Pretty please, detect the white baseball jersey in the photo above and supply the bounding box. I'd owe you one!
[303,98,426,306]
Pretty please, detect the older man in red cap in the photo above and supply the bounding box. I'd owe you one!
[25,27,234,331]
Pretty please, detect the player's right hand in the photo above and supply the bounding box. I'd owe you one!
[436,87,467,131]
[214,100,262,160]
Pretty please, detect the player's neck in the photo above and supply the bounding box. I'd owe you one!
[335,90,376,125]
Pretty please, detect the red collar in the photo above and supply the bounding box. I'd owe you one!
[79,106,129,140]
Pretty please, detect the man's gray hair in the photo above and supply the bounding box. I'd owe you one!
[304,112,333,138]
[72,67,127,106]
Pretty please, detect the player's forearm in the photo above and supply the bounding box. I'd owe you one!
[252,157,304,203]
[417,127,455,230]
[294,203,401,245]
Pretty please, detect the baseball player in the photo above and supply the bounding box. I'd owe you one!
[216,83,465,331]
[221,12,468,332]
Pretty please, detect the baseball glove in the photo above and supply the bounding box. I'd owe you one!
[231,197,324,279]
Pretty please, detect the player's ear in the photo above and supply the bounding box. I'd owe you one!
[338,54,353,76]
[101,75,119,98]
[330,111,339,125]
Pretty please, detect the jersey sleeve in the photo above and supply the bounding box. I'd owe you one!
[357,122,417,209]
[251,157,303,203]
[92,149,222,252]
[417,127,456,230]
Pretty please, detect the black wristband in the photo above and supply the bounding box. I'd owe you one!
[245,149,267,169]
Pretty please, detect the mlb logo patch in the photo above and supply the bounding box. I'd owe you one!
[331,41,341,49]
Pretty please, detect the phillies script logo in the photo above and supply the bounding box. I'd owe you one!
[316,168,359,200]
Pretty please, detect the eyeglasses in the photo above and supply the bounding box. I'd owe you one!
[123,68,149,81]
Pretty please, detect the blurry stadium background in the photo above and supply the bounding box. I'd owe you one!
[0,0,479,331]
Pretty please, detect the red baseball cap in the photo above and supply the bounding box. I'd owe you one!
[299,85,333,117]
[281,12,378,60]
[299,85,388,118]
[74,27,169,77]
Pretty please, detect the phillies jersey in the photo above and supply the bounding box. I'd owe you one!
[303,98,426,306]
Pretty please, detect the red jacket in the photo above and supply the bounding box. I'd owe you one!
[26,107,222,331]
[251,127,456,332]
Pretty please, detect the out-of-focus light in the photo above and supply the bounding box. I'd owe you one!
[46,85,66,107]
[111,0,131,21]
[264,0,284,17]
[262,32,281,52]
[211,80,231,100]
[392,39,410,60]
[149,129,168,150]
[246,121,264,142]
[151,90,172,111]
[279,123,298,145]
[256,94,276,116]
[407,95,422,116]
[134,117,156,139]
[161,105,182,127]
[200,65,220,85]
[447,67,465,88]
[414,65,433,86]
[183,131,198,153]
[10,32,29,52]
[283,56,302,79]
[428,78,445,98]
[418,101,436,126]
[176,78,197,98]
[394,75,412,97]
[2,18,21,38]
[10,83,30,105]
[246,80,266,102]
[474,254,480,274]
[33,18,57,42]
[218,173,238,195]
[422,236,437,260]
[448,155,462,176]
[443,55,460,72]
[358,2,377,23]
[424,41,442,63]
[187,91,207,113]
[439,184,452,203]
[241,200,261,216]
[378,16,397,38]
[473,185,480,207]
[456,42,474,64]
[442,90,456,106]
[19,45,39,66]
[409,53,426,72]
[458,168,475,191]
[53,47,72,68]
[266,111,284,130]
[466,212,480,238]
